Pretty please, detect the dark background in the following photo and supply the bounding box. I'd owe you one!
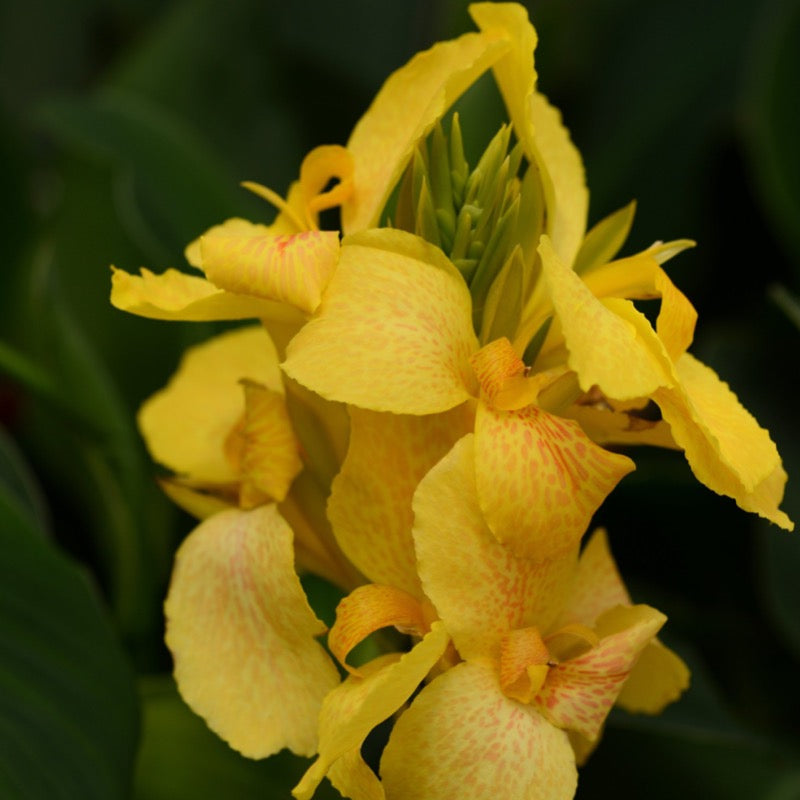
[1,0,799,797]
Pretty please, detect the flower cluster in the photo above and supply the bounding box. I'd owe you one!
[111,4,791,798]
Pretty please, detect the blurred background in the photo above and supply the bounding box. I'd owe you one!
[1,0,799,797]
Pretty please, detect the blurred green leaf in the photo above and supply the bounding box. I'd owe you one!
[770,284,800,330]
[0,425,49,539]
[134,676,339,800]
[38,88,255,263]
[0,472,139,800]
[745,0,800,268]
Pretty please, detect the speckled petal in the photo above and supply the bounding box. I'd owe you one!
[284,228,479,414]
[380,660,577,800]
[412,435,577,661]
[328,404,473,597]
[474,401,635,561]
[535,604,666,741]
[110,267,301,322]
[200,229,340,315]
[343,32,508,233]
[165,506,339,758]
[138,326,282,483]
[293,624,450,800]
[185,217,274,269]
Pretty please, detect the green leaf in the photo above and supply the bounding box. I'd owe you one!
[134,676,339,800]
[573,200,637,275]
[0,484,139,800]
[0,425,49,539]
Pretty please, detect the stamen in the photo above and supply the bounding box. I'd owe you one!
[241,181,310,232]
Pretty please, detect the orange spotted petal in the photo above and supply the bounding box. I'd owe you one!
[474,401,635,561]
[412,435,578,661]
[328,405,473,598]
[380,660,578,800]
[110,267,302,323]
[535,604,666,741]
[200,229,340,315]
[499,627,551,703]
[328,584,429,675]
[283,228,479,414]
[164,506,339,758]
[293,624,450,800]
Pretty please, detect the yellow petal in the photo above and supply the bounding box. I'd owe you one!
[380,660,578,800]
[539,236,670,400]
[293,624,450,800]
[616,639,690,714]
[655,353,792,529]
[342,31,508,233]
[327,749,385,800]
[284,228,479,414]
[573,201,637,275]
[185,217,273,269]
[474,401,635,561]
[580,247,698,361]
[110,266,302,322]
[555,528,630,629]
[200,229,340,315]
[328,405,473,597]
[300,144,355,219]
[412,435,577,661]
[138,326,282,482]
[470,4,588,269]
[328,584,429,675]
[470,336,526,406]
[223,380,303,507]
[535,604,666,741]
[564,403,677,449]
[165,506,339,758]
[158,477,235,519]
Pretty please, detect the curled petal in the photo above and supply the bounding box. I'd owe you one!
[380,660,578,800]
[300,144,355,218]
[138,326,282,483]
[110,267,301,322]
[343,31,509,233]
[328,584,429,675]
[474,402,635,561]
[535,604,666,741]
[328,405,472,596]
[284,228,478,414]
[201,229,340,315]
[616,639,690,714]
[413,435,577,661]
[538,236,670,400]
[293,624,450,800]
[656,353,792,529]
[165,506,339,758]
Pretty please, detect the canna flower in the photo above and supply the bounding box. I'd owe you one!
[137,324,359,758]
[294,435,688,800]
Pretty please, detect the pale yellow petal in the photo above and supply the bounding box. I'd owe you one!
[138,326,282,483]
[655,353,792,528]
[284,228,479,414]
[328,405,473,597]
[535,604,666,740]
[474,401,634,561]
[158,478,235,519]
[343,32,508,232]
[538,236,670,400]
[556,528,630,629]
[165,506,339,758]
[185,217,273,269]
[380,660,578,800]
[110,266,301,322]
[293,624,450,800]
[412,435,577,661]
[200,229,340,315]
[223,380,302,507]
[327,749,385,800]
[616,639,690,714]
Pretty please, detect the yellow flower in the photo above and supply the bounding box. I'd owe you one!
[137,325,358,758]
[294,435,688,800]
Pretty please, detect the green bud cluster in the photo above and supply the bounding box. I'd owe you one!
[392,115,543,339]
